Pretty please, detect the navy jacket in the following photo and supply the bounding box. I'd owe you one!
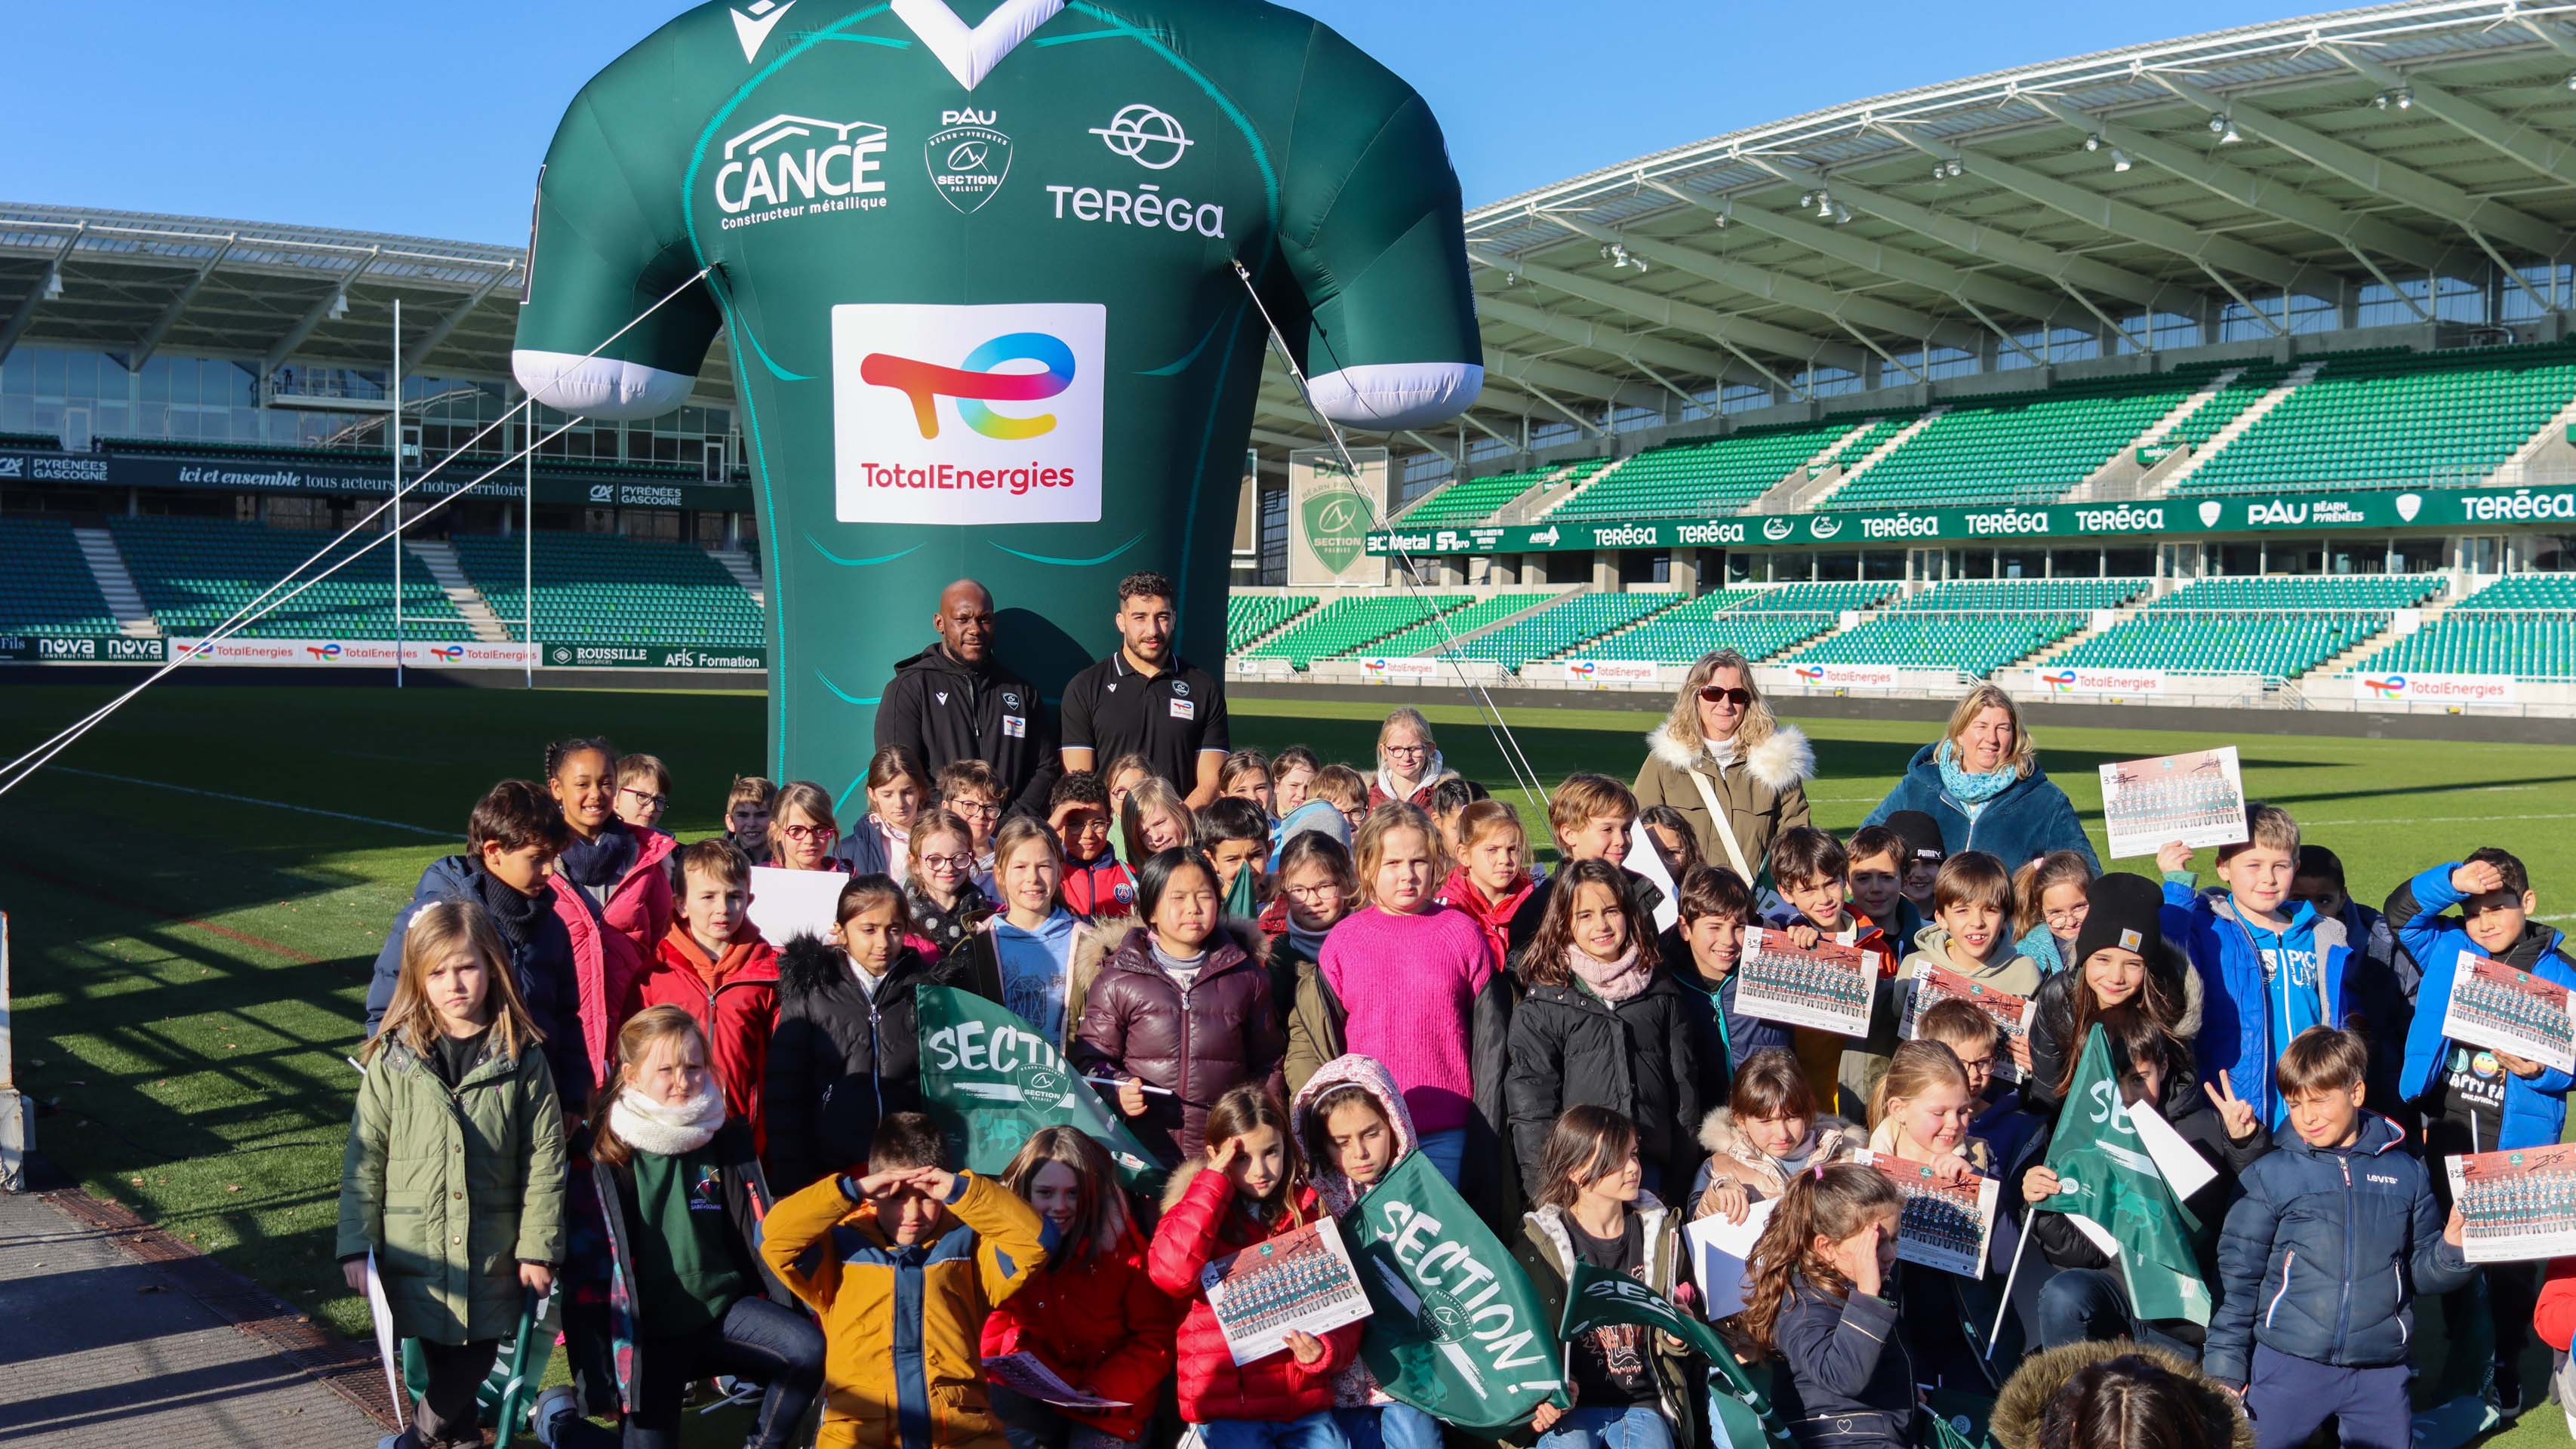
[363,854,588,1110]
[1860,745,2097,873]
[1771,1277,1914,1449]
[2205,1113,2470,1386]
[2393,863,2576,1150]
[1665,957,1793,1106]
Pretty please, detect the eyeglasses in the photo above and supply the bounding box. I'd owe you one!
[1284,882,1345,903]
[921,853,977,871]
[1954,1055,1996,1073]
[2044,905,2089,928]
[950,799,1002,819]
[1382,743,1429,758]
[1697,685,1753,706]
[619,786,667,810]
[781,823,836,843]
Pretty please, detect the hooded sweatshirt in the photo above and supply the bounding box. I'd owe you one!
[1290,1054,1420,1409]
[989,907,1082,1044]
[876,640,1061,817]
[2167,881,2350,1128]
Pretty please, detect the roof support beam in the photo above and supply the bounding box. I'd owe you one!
[124,232,236,371]
[263,246,378,375]
[1641,179,2065,325]
[2324,43,2576,189]
[2147,72,2562,259]
[2015,93,2461,278]
[1876,123,2325,294]
[1457,410,1528,457]
[1533,210,1985,351]
[1464,242,1865,374]
[2518,17,2576,65]
[1474,292,1751,387]
[0,224,83,368]
[1482,344,1673,414]
[1248,426,1311,451]
[1740,156,2199,317]
[400,263,514,375]
[1499,377,1607,439]
[1402,429,1458,464]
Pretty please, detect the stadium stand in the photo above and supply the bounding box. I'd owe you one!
[1543,419,1869,522]
[1823,370,2212,509]
[2036,576,2438,679]
[2145,574,2442,611]
[0,518,123,636]
[1575,586,1878,665]
[2172,342,2576,494]
[1790,611,2088,674]
[1453,591,1682,667]
[1737,582,1901,613]
[2354,574,2576,679]
[1892,577,2152,611]
[1399,466,1559,525]
[1363,592,1557,657]
[449,531,765,647]
[1226,593,1316,653]
[2160,361,2294,451]
[107,517,475,640]
[1242,594,1467,666]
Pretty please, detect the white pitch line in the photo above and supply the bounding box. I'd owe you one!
[2288,811,2576,829]
[50,767,452,838]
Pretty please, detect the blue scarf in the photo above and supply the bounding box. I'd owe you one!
[1937,739,2018,807]
[2016,921,2064,976]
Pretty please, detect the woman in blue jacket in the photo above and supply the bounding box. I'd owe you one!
[1860,685,2097,873]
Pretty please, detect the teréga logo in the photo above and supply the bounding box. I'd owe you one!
[833,302,1106,527]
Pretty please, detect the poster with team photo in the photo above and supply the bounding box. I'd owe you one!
[2439,956,2576,1075]
[2445,1143,2576,1263]
[1900,964,2033,1082]
[2097,746,2250,860]
[1860,1150,2000,1278]
[1735,928,1878,1038]
[1202,1214,1373,1366]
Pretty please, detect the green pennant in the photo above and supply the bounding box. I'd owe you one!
[2039,1025,2211,1326]
[914,985,1166,1199]
[1343,1152,1566,1429]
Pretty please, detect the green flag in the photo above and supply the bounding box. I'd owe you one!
[1561,1259,1790,1443]
[1343,1152,1565,1429]
[2039,1026,2211,1326]
[915,986,1165,1198]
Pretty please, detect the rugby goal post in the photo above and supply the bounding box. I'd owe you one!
[0,912,26,1192]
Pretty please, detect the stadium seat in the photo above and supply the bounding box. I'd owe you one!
[1790,611,2088,674]
[1242,594,1472,666]
[107,516,475,640]
[1398,466,1561,525]
[2047,575,2439,679]
[1453,592,1685,668]
[1368,593,1559,657]
[1824,368,2221,511]
[1545,419,1884,524]
[0,518,123,636]
[450,531,764,647]
[2353,574,2576,679]
[1226,594,1317,653]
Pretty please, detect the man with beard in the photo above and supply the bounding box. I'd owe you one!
[876,579,1060,818]
[1060,571,1230,808]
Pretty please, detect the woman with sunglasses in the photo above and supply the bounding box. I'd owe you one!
[1633,651,1814,888]
[1366,706,1458,811]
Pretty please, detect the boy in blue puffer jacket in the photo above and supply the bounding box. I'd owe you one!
[2161,803,2350,1130]
[2390,847,2575,1413]
[2208,1026,2470,1449]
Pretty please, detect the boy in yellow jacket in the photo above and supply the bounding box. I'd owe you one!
[762,1111,1052,1449]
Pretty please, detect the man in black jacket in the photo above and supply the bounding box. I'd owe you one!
[875,579,1059,817]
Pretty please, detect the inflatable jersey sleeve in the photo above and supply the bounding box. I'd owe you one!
[1270,25,1483,432]
[511,84,723,421]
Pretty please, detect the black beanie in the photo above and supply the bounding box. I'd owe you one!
[2074,872,2165,968]
[1886,810,1945,864]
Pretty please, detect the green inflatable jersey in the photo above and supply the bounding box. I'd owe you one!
[514,0,1482,802]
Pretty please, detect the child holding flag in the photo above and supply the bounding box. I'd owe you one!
[1292,1055,1442,1449]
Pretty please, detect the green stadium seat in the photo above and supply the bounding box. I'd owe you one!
[1244,594,1474,667]
[1547,419,1889,524]
[0,518,122,636]
[2353,574,2576,679]
[106,516,477,641]
[1825,367,2224,511]
[2048,574,2439,679]
[1226,594,1317,653]
[451,531,763,648]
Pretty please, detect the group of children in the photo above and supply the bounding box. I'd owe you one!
[338,725,2576,1449]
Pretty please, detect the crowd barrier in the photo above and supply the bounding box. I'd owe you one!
[0,632,766,672]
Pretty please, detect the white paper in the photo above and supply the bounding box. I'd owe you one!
[2439,955,2576,1076]
[1734,928,1878,1038]
[2097,746,2248,861]
[1861,1149,2001,1278]
[366,1250,406,1427]
[746,865,851,946]
[1202,1214,1374,1366]
[2446,1144,2576,1263]
[2062,1211,2119,1258]
[984,1350,1131,1409]
[1627,818,1682,934]
[2128,1097,2218,1202]
[1683,1198,1778,1319]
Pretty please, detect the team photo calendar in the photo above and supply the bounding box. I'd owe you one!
[1736,928,1878,1038]
[2097,746,2250,860]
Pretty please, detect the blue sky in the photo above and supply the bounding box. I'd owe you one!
[8,0,2337,244]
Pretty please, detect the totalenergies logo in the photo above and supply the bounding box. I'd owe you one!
[860,332,1074,441]
[1360,658,1387,677]
[2040,670,2078,692]
[1568,660,1597,680]
[1794,665,1827,683]
[429,645,466,662]
[2362,675,2409,699]
[306,643,343,661]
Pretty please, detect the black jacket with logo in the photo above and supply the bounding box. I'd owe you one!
[874,641,1060,817]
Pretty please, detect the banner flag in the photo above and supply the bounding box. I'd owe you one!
[2039,1026,2211,1325]
[1345,1152,1564,1429]
[916,985,1165,1198]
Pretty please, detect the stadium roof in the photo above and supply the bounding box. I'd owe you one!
[2,0,2568,454]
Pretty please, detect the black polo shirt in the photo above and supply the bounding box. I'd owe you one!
[1060,651,1230,790]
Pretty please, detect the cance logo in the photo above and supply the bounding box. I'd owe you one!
[1090,103,1193,170]
[715,115,888,217]
[862,332,1076,441]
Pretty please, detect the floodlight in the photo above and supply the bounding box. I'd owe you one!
[1798,192,1815,208]
[2395,88,2413,109]
[1946,159,1962,177]
[2083,134,2101,152]
[327,291,349,321]
[2373,91,2390,109]
[40,269,63,302]
[2111,147,2131,172]
[2220,119,2241,144]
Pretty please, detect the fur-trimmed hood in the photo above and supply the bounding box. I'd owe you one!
[1991,1340,2253,1449]
[1645,721,1814,793]
[1696,1106,1864,1198]
[776,931,936,1001]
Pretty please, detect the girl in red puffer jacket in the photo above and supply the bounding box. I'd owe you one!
[982,1127,1180,1449]
[1147,1082,1359,1449]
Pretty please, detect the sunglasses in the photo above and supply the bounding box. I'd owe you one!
[1696,685,1753,706]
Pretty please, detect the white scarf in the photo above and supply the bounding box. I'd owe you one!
[1375,749,1446,802]
[608,1084,727,1158]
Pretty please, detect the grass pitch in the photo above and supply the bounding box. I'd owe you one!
[0,684,2570,1440]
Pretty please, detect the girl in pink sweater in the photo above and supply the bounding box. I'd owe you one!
[1316,802,1510,1189]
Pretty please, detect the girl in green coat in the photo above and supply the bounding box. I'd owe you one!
[340,898,568,1449]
